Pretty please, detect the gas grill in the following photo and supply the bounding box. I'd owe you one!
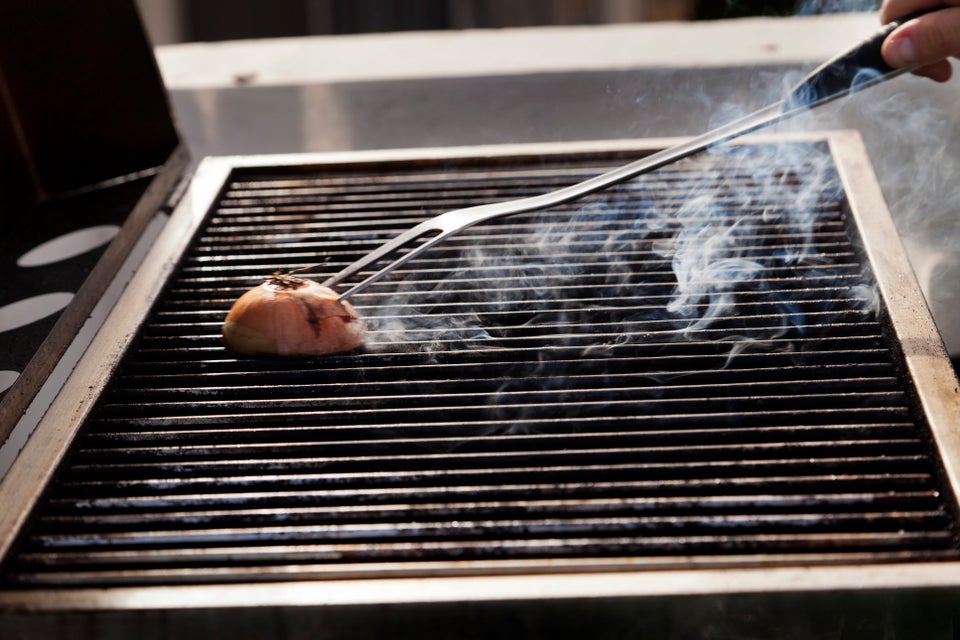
[1,132,960,636]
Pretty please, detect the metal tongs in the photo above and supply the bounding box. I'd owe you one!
[324,12,927,300]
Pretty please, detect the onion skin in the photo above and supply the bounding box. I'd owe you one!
[222,274,365,356]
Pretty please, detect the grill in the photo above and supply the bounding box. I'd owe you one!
[2,134,960,617]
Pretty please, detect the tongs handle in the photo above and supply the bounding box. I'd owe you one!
[786,9,933,110]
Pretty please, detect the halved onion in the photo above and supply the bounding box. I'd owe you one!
[222,273,365,356]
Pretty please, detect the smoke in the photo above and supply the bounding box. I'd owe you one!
[360,130,874,359]
[703,0,879,18]
[794,0,879,15]
[358,3,960,360]
[791,52,960,353]
[347,81,913,444]
[695,2,960,354]
[830,83,960,245]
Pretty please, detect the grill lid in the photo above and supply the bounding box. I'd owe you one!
[1,135,959,593]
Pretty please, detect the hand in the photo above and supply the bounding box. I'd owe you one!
[880,1,960,81]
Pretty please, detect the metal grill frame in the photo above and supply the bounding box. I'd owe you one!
[2,131,960,613]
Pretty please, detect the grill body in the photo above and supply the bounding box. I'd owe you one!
[1,134,959,632]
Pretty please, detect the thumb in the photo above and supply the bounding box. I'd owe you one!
[882,7,960,69]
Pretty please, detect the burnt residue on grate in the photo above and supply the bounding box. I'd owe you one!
[2,142,959,588]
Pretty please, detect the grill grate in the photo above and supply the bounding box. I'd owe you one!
[2,140,958,588]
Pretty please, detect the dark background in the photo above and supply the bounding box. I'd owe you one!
[157,0,877,43]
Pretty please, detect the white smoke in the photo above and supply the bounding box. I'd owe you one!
[795,0,880,15]
[359,1,960,356]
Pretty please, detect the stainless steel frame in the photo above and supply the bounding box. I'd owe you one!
[2,132,959,616]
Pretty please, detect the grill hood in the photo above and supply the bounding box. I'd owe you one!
[1,133,960,634]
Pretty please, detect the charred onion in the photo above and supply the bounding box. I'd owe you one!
[222,272,365,356]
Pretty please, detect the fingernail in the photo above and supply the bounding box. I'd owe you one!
[888,35,918,66]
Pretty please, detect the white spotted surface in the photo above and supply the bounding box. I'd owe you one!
[3,224,117,389]
[0,370,19,394]
[0,292,74,333]
[17,225,120,268]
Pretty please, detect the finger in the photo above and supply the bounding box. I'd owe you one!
[880,0,959,24]
[881,7,960,68]
[911,59,954,81]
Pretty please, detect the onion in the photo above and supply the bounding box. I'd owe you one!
[222,272,365,356]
